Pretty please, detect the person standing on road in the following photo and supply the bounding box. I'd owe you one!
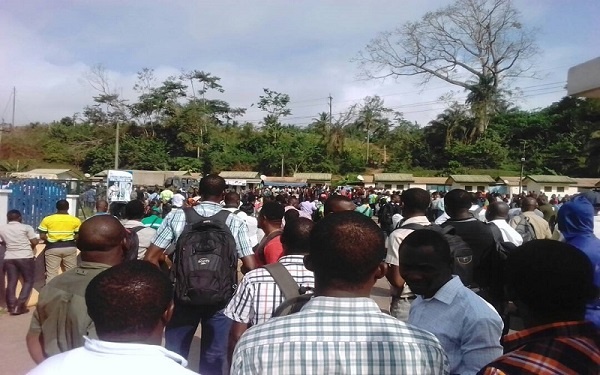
[144,174,257,375]
[26,215,129,364]
[38,200,81,283]
[0,209,39,315]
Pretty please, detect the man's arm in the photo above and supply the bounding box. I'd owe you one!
[386,265,406,290]
[26,331,46,364]
[228,321,249,367]
[144,244,166,267]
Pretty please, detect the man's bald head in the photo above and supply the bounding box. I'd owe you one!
[486,201,510,221]
[77,215,126,253]
[521,197,538,212]
[324,195,356,215]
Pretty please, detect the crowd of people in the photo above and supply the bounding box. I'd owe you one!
[0,174,598,374]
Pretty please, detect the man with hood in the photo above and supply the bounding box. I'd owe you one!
[558,195,600,328]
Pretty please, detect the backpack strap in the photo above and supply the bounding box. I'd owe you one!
[264,262,301,300]
[183,207,204,224]
[399,223,427,231]
[130,225,146,234]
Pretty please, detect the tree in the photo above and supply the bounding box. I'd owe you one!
[354,96,392,164]
[357,0,538,137]
[257,88,291,145]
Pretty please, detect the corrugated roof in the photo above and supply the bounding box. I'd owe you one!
[26,168,73,175]
[219,171,260,179]
[293,173,332,181]
[413,177,448,185]
[374,173,415,182]
[524,175,576,184]
[361,175,374,183]
[495,176,522,185]
[263,176,306,183]
[447,175,495,184]
[572,178,600,187]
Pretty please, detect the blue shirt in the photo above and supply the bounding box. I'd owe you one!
[408,276,503,375]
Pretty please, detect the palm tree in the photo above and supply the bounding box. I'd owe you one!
[465,74,502,140]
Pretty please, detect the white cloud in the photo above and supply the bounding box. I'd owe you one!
[0,0,596,127]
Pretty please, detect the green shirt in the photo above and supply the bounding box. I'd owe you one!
[142,215,163,230]
[29,262,111,357]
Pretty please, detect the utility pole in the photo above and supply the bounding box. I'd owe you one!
[114,121,120,169]
[281,154,284,177]
[328,94,332,126]
[11,87,16,129]
[383,145,387,164]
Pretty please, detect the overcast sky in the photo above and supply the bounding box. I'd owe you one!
[1,0,598,127]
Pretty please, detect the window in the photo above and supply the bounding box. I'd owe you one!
[384,184,392,190]
[397,184,404,190]
[557,186,565,193]
[465,185,473,191]
[544,186,552,192]
[477,186,485,192]
[523,185,528,192]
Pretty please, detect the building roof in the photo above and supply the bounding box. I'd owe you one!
[12,169,81,180]
[361,175,374,183]
[524,175,577,184]
[373,173,415,182]
[446,175,495,184]
[93,170,196,186]
[495,176,522,185]
[219,171,260,179]
[573,178,600,188]
[413,177,449,185]
[293,173,332,181]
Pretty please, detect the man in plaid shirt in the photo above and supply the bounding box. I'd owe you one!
[225,217,315,361]
[479,240,600,375]
[230,211,448,375]
[145,174,257,375]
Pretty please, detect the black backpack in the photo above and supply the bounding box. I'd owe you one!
[264,262,313,317]
[172,208,238,307]
[401,223,474,287]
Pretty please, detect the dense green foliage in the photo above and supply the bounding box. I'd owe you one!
[1,70,599,178]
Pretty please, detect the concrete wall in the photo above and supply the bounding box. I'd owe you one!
[375,182,410,191]
[0,189,11,225]
[525,182,578,196]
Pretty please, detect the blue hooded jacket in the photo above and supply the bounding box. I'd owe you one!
[558,195,600,327]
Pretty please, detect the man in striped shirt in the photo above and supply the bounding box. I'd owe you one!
[144,174,256,375]
[225,217,315,362]
[479,240,600,375]
[230,211,448,375]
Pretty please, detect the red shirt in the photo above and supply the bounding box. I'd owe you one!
[262,235,284,265]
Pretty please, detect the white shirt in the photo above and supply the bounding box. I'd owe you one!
[120,219,157,259]
[0,221,37,259]
[223,207,259,247]
[434,212,450,225]
[28,337,196,375]
[489,219,523,246]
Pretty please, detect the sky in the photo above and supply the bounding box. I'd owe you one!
[0,0,598,127]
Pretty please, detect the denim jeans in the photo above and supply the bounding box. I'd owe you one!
[165,304,232,375]
[4,257,35,308]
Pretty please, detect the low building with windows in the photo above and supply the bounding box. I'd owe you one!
[11,168,81,180]
[293,173,332,186]
[445,175,495,192]
[219,171,262,191]
[574,178,600,193]
[373,173,414,191]
[491,176,523,195]
[411,177,449,192]
[522,175,577,196]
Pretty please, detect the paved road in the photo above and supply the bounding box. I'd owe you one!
[0,278,393,374]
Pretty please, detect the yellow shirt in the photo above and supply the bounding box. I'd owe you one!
[38,214,81,243]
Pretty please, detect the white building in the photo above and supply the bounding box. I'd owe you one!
[521,175,578,196]
[373,173,414,191]
[445,175,495,192]
[219,171,262,191]
[411,177,449,192]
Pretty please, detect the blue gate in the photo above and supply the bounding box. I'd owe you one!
[8,179,67,227]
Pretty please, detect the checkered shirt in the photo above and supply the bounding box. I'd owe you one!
[224,255,314,325]
[230,296,449,375]
[151,201,253,258]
